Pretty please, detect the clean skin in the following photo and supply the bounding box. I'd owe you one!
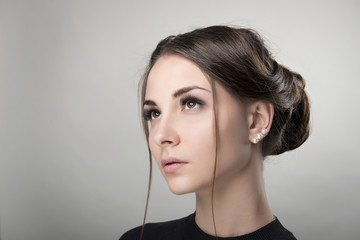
[143,54,275,237]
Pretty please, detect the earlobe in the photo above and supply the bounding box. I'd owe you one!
[248,101,274,144]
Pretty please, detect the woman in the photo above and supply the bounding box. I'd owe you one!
[121,25,310,240]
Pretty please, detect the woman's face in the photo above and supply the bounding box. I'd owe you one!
[144,54,252,195]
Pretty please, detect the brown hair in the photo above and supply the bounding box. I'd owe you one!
[138,25,310,237]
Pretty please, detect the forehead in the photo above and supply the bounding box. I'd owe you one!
[145,55,210,98]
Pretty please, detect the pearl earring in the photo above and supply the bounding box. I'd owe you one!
[252,129,267,144]
[253,134,262,144]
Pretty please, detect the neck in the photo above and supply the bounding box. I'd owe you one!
[194,153,273,237]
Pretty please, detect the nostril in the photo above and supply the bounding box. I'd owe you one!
[161,140,173,145]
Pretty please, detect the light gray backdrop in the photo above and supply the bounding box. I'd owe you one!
[1,0,359,240]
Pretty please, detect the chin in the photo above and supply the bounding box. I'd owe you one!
[167,183,193,195]
[166,178,196,195]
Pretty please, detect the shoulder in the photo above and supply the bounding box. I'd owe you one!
[247,217,297,240]
[119,214,193,240]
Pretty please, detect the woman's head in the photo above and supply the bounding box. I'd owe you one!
[141,25,310,157]
[144,54,266,194]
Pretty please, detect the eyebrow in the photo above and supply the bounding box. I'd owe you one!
[143,100,157,106]
[172,86,210,98]
[143,85,210,107]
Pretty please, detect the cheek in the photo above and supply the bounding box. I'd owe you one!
[148,133,155,153]
[216,112,251,173]
[179,115,215,157]
[148,132,160,162]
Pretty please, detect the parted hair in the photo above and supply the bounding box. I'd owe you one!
[140,25,310,156]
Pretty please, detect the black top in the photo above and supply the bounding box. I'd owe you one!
[120,213,297,240]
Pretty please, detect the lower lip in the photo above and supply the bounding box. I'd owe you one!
[163,162,187,174]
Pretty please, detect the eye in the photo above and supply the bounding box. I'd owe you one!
[185,100,198,109]
[143,109,161,121]
[151,111,161,119]
[181,96,204,110]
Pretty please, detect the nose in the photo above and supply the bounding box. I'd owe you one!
[151,116,180,148]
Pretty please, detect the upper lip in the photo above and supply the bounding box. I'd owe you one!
[161,157,188,167]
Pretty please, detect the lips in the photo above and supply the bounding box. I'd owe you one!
[161,157,188,174]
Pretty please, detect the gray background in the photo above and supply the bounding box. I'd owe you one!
[1,0,359,239]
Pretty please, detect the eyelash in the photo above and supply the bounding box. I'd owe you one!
[143,108,159,121]
[180,95,204,109]
[142,95,205,121]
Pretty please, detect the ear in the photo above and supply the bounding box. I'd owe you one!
[247,101,274,144]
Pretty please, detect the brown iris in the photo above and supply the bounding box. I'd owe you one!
[151,111,160,119]
[186,100,196,109]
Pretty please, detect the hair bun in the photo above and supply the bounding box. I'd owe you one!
[267,66,311,155]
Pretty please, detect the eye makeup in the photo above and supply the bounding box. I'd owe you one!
[143,90,208,122]
[143,108,160,121]
[179,94,205,109]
